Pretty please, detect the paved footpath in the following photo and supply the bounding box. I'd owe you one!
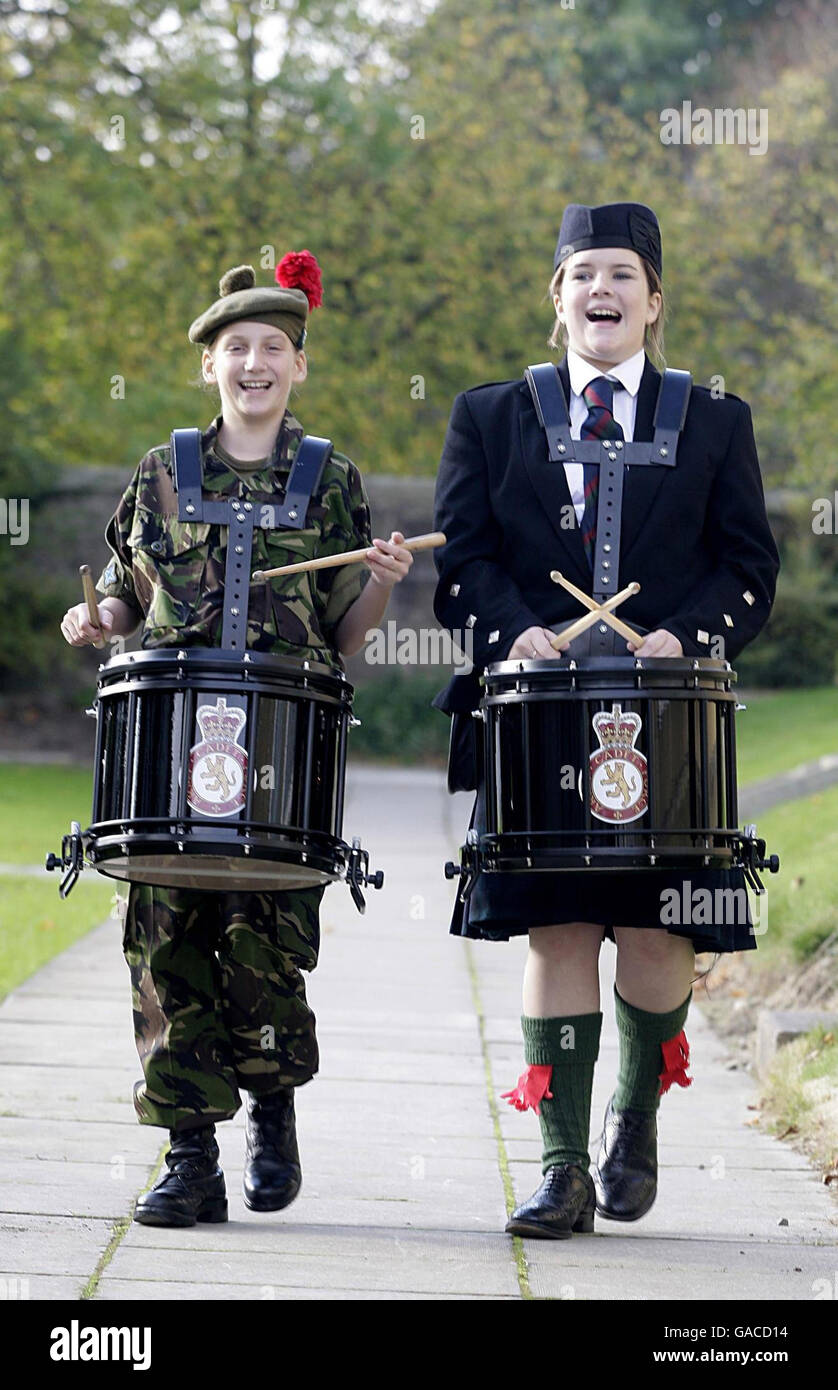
[1,768,836,1301]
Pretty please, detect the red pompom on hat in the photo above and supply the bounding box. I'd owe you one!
[276,250,323,310]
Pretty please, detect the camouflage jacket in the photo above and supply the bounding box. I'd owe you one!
[96,412,372,664]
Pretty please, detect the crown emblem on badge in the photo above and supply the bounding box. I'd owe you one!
[195,698,247,745]
[589,703,648,824]
[591,705,642,750]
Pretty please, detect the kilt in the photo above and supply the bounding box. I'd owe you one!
[448,778,759,954]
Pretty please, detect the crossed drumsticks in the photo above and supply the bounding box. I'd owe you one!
[548,571,643,650]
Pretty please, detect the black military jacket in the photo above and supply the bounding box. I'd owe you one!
[433,354,779,710]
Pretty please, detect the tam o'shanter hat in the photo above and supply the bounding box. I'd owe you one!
[188,250,324,347]
[553,203,662,278]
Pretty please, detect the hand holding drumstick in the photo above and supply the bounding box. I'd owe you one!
[252,530,445,585]
[60,569,138,648]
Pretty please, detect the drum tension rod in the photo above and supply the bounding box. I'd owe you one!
[45,821,87,899]
[739,824,780,894]
[346,837,384,913]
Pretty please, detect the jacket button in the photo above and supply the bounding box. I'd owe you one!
[150,540,164,553]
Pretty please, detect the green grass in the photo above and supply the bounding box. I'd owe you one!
[0,762,97,865]
[0,875,115,1001]
[744,782,838,966]
[761,1026,838,1176]
[735,686,838,785]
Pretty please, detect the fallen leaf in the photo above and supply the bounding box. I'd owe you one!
[822,1032,834,1046]
[823,1172,838,1186]
[777,1126,799,1140]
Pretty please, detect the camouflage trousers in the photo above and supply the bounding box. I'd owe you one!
[120,882,324,1133]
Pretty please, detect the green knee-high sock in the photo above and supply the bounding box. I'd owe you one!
[613,985,691,1114]
[521,1013,603,1174]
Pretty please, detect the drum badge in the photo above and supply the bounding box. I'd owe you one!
[187,698,248,817]
[589,704,648,823]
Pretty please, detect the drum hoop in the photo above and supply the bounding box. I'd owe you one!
[97,647,349,688]
[86,818,347,843]
[478,828,742,845]
[482,687,738,707]
[95,672,352,709]
[485,656,734,675]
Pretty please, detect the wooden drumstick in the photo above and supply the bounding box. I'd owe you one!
[79,565,106,649]
[252,531,446,582]
[550,571,643,646]
[548,581,644,649]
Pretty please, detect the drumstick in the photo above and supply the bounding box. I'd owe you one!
[548,582,644,649]
[550,570,642,645]
[252,531,446,582]
[79,564,106,649]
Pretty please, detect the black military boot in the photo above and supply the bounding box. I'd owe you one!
[505,1164,596,1240]
[243,1086,302,1212]
[134,1125,228,1227]
[593,1095,658,1221]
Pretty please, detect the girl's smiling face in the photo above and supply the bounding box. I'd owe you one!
[201,320,307,428]
[553,248,661,370]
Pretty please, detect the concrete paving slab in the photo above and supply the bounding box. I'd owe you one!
[96,1279,515,1300]
[0,1117,162,1165]
[0,1217,118,1277]
[103,1243,520,1297]
[0,1178,141,1221]
[0,1274,89,1298]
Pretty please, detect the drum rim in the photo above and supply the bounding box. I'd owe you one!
[485,655,735,677]
[97,646,348,687]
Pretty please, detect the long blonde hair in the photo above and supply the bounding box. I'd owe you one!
[547,257,666,367]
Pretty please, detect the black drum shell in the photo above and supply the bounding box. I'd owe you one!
[86,648,353,891]
[478,656,740,871]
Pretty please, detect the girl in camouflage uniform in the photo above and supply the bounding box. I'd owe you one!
[61,253,413,1226]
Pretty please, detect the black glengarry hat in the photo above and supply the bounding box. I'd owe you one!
[553,203,662,278]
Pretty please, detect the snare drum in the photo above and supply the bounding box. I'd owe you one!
[465,656,745,874]
[82,648,364,892]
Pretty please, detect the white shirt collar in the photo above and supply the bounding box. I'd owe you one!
[567,346,646,399]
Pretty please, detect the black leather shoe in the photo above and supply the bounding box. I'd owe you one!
[593,1095,658,1221]
[505,1164,595,1240]
[134,1125,228,1227]
[243,1087,302,1212]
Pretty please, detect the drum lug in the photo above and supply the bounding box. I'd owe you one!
[443,830,479,904]
[84,705,98,719]
[738,823,780,893]
[346,836,384,913]
[45,821,86,899]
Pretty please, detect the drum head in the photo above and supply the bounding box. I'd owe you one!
[94,854,332,892]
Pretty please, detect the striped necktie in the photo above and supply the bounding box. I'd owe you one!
[580,375,624,569]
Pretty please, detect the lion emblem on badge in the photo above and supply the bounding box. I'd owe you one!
[187,697,248,817]
[589,703,648,824]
